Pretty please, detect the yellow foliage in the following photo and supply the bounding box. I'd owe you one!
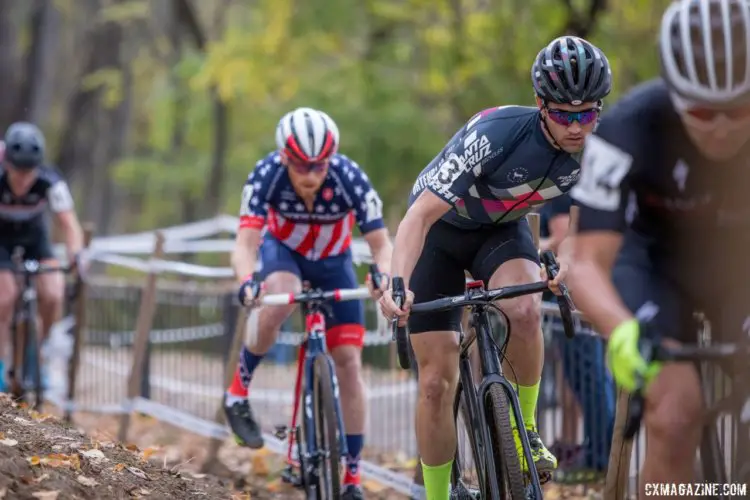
[81,68,124,109]
[98,0,149,24]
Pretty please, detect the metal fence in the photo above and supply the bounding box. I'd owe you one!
[45,272,744,499]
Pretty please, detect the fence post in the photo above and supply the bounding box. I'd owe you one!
[117,232,165,443]
[604,388,633,500]
[64,223,94,423]
[201,304,248,473]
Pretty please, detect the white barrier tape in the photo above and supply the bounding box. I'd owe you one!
[45,391,422,496]
[81,352,416,402]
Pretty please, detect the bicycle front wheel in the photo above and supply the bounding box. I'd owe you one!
[312,354,341,500]
[485,383,525,499]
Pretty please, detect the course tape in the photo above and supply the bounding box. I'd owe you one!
[44,392,424,497]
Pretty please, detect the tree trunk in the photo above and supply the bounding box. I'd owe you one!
[15,0,62,126]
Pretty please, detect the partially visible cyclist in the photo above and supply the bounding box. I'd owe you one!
[0,122,84,391]
[567,0,750,496]
[379,36,612,499]
[225,107,392,499]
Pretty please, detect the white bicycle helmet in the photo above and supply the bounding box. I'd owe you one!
[275,107,340,162]
[660,0,750,104]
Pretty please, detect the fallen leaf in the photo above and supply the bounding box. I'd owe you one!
[140,447,158,462]
[77,475,98,487]
[0,439,18,447]
[126,466,151,480]
[113,463,126,472]
[362,479,386,493]
[31,492,59,500]
[45,459,64,468]
[125,443,139,452]
[251,454,269,476]
[28,456,41,466]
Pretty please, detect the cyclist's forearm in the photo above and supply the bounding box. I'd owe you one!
[391,213,429,289]
[231,229,262,282]
[62,220,84,258]
[568,260,633,338]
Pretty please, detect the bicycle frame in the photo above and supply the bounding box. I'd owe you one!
[285,300,349,472]
[458,295,544,499]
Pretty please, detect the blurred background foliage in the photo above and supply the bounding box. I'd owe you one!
[1,0,671,235]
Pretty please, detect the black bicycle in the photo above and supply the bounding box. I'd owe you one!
[9,247,76,409]
[622,319,750,494]
[257,265,382,499]
[391,251,575,499]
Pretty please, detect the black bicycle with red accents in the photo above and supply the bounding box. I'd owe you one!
[391,251,575,499]
[259,265,384,500]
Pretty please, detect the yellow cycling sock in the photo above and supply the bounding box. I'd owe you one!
[421,459,453,500]
[513,381,541,430]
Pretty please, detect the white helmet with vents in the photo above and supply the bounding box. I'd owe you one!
[275,107,340,162]
[660,0,750,104]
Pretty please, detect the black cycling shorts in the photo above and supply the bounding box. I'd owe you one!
[0,232,55,270]
[408,218,539,334]
[613,230,748,344]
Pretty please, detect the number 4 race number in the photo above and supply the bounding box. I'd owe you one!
[571,135,633,211]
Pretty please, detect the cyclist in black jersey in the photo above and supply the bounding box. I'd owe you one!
[380,36,612,499]
[0,122,84,390]
[567,0,750,495]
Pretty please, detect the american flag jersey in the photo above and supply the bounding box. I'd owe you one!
[239,152,385,260]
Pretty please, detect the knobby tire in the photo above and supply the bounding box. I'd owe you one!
[486,383,526,499]
[312,354,341,500]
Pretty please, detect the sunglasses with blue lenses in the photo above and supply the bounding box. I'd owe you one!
[546,107,600,126]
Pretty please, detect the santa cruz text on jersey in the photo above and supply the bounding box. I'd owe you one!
[410,106,582,229]
[239,152,385,260]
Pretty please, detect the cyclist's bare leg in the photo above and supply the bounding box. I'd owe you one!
[487,258,543,389]
[36,261,64,342]
[330,344,366,436]
[330,341,367,486]
[0,271,17,362]
[224,271,301,448]
[249,271,301,354]
[640,357,702,499]
[488,257,557,471]
[411,331,460,466]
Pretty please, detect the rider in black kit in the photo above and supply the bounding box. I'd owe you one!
[0,122,84,391]
[567,0,750,495]
[380,36,612,499]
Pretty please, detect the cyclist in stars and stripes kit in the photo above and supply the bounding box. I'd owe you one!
[225,107,393,500]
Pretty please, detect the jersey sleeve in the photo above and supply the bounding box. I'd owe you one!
[238,161,274,230]
[426,119,500,206]
[43,167,75,213]
[570,107,641,234]
[340,159,385,234]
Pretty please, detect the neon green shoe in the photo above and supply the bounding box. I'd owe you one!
[513,426,558,474]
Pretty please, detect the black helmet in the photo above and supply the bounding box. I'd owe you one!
[660,0,750,105]
[4,122,45,169]
[532,36,612,105]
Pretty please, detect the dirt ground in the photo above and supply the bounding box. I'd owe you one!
[59,409,604,499]
[0,394,235,499]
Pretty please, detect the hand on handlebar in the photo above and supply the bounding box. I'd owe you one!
[379,284,414,327]
[607,319,663,392]
[366,265,390,301]
[540,254,569,296]
[238,275,265,308]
